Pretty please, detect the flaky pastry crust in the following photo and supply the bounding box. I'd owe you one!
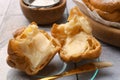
[7,23,61,75]
[83,0,120,13]
[83,0,120,22]
[51,7,101,62]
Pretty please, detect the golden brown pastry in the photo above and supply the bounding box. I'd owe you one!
[51,7,101,62]
[83,0,120,22]
[7,22,61,75]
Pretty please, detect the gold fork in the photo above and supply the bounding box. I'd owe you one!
[38,61,112,80]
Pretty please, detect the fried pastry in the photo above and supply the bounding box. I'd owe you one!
[83,0,120,22]
[7,23,61,75]
[51,7,101,62]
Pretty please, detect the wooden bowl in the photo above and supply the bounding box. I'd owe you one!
[20,0,66,25]
[86,15,120,47]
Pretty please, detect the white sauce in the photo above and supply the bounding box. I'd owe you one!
[31,0,58,7]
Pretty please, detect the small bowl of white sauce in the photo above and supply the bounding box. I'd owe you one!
[20,0,66,25]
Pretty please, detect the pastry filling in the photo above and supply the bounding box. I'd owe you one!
[55,14,95,56]
[15,24,55,69]
[62,32,93,56]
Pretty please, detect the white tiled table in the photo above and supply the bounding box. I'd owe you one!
[0,0,120,80]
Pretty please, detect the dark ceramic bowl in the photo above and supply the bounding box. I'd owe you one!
[20,0,66,25]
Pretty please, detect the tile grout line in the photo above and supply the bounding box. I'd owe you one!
[0,0,12,47]
[0,0,12,29]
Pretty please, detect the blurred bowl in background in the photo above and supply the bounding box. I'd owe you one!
[20,0,66,25]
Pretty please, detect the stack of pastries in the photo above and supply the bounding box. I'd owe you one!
[7,7,101,75]
[83,0,120,22]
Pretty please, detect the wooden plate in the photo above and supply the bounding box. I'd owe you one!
[86,16,120,47]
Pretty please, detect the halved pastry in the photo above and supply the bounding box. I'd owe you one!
[7,23,61,75]
[51,7,101,62]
